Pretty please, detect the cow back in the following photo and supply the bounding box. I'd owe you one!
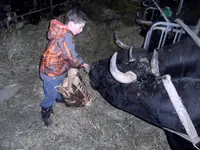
[158,38,200,77]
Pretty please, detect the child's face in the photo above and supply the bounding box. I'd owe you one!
[69,21,86,35]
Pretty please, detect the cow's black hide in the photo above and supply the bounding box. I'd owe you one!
[157,37,200,78]
[89,39,200,150]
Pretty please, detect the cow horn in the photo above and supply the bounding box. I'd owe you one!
[110,52,137,84]
[129,46,136,62]
[114,31,131,50]
[151,49,160,76]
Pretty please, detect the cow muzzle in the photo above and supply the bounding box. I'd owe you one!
[110,52,137,84]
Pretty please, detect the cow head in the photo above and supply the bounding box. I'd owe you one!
[110,31,156,84]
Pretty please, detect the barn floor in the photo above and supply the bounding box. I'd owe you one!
[0,1,171,150]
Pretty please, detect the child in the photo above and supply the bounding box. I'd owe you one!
[40,8,89,126]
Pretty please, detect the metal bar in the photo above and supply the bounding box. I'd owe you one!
[50,0,53,17]
[176,18,200,48]
[136,19,153,26]
[143,29,153,50]
[151,9,155,21]
[158,30,164,48]
[161,30,168,47]
[177,29,183,42]
[44,0,47,7]
[152,0,170,23]
[150,22,180,31]
[143,7,158,20]
[15,1,70,19]
[173,32,178,43]
[176,0,184,15]
[143,21,184,50]
[162,75,200,145]
[195,19,200,35]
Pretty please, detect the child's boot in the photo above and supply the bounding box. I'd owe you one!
[41,106,53,126]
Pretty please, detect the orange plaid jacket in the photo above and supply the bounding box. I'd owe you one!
[40,20,83,76]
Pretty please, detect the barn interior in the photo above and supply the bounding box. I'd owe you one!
[0,0,200,149]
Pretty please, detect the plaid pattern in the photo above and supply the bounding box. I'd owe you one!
[40,20,80,76]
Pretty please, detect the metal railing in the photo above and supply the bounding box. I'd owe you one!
[15,0,73,19]
[143,21,185,50]
[138,0,184,26]
[143,7,158,21]
[143,19,200,51]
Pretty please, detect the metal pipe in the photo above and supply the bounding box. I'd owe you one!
[177,29,183,41]
[151,8,155,21]
[176,18,200,48]
[176,0,184,15]
[143,21,182,50]
[152,0,170,23]
[136,19,153,26]
[161,30,168,47]
[173,32,178,43]
[143,7,158,20]
[195,19,200,35]
[15,1,70,19]
[158,30,164,48]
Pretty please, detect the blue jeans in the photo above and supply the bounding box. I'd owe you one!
[40,73,66,108]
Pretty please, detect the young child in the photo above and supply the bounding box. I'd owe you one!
[40,8,89,126]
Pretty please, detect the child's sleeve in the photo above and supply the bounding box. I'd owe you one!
[64,33,84,64]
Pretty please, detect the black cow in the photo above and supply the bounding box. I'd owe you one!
[89,36,200,150]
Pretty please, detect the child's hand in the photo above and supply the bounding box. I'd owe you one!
[82,63,89,68]
[82,63,90,73]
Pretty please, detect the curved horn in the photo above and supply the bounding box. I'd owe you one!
[114,31,131,50]
[110,52,137,84]
[129,46,136,62]
[151,49,160,76]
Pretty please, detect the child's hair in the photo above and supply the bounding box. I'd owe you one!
[65,8,88,24]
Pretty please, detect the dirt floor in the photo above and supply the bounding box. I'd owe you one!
[0,1,171,150]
